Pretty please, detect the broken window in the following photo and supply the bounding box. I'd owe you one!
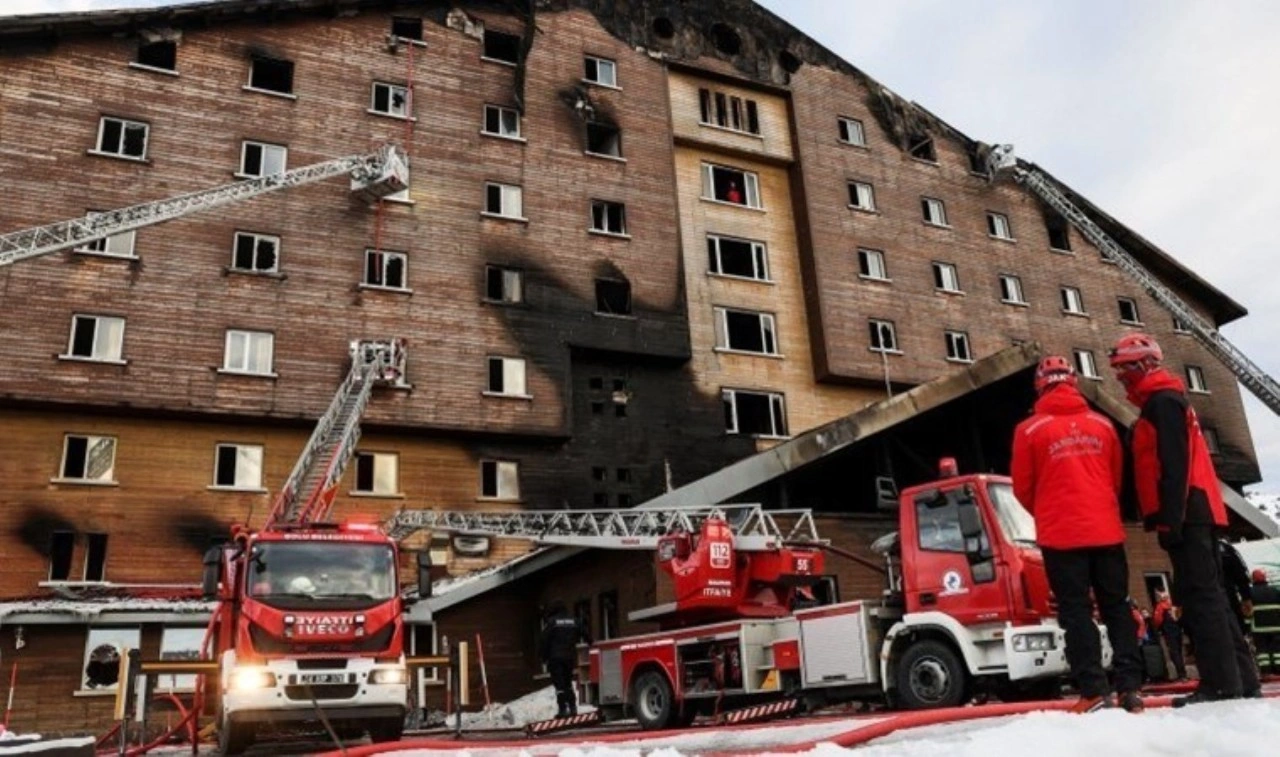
[586,122,622,157]
[697,87,760,135]
[247,56,294,95]
[95,116,148,159]
[66,314,125,361]
[1073,349,1100,380]
[484,182,524,219]
[214,443,264,489]
[354,451,398,494]
[1118,297,1141,324]
[486,356,527,396]
[707,234,768,281]
[223,329,274,375]
[589,377,604,390]
[391,17,423,41]
[838,117,866,146]
[921,197,947,226]
[483,104,521,138]
[231,232,279,273]
[48,531,74,581]
[590,200,627,235]
[591,466,607,481]
[1060,286,1085,315]
[364,249,408,290]
[932,262,961,292]
[615,403,627,418]
[136,40,176,71]
[591,401,605,415]
[584,55,617,87]
[239,141,286,178]
[722,388,787,437]
[857,248,888,280]
[60,434,117,482]
[370,81,411,118]
[485,265,523,303]
[84,533,108,582]
[701,163,761,208]
[869,319,898,353]
[595,278,632,315]
[999,274,1025,304]
[482,29,521,64]
[480,460,519,499]
[908,134,936,162]
[944,331,972,363]
[847,181,876,211]
[1045,213,1071,251]
[1186,365,1208,393]
[987,212,1013,240]
[714,307,778,355]
[617,493,632,507]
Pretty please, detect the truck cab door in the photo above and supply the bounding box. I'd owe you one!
[904,487,1010,626]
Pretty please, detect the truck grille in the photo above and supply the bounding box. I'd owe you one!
[296,659,349,670]
[284,684,359,701]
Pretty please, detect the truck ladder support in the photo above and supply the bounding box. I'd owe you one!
[987,145,1280,415]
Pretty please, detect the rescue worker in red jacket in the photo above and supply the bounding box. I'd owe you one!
[1012,356,1144,713]
[1152,590,1188,680]
[1109,333,1260,706]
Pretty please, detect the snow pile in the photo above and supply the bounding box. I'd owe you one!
[428,685,595,729]
[1246,491,1280,528]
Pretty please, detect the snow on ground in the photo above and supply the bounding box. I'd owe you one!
[426,685,596,729]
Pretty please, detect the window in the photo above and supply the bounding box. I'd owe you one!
[944,331,972,362]
[231,232,279,273]
[722,388,787,437]
[857,248,888,281]
[1186,365,1208,393]
[586,122,622,157]
[697,88,760,135]
[1118,297,1141,324]
[223,330,274,375]
[156,627,204,692]
[247,56,294,95]
[66,314,125,361]
[1046,214,1071,251]
[84,533,108,582]
[583,55,617,87]
[363,249,408,290]
[847,181,876,211]
[590,200,627,235]
[239,141,286,178]
[707,234,769,281]
[1060,286,1085,315]
[838,117,866,146]
[591,466,607,482]
[616,468,632,483]
[370,81,411,118]
[932,262,961,293]
[1173,316,1192,334]
[987,212,1013,240]
[916,495,985,554]
[1073,349,1100,380]
[595,279,632,315]
[908,134,936,162]
[75,225,136,258]
[213,443,264,489]
[921,197,948,226]
[82,628,141,692]
[136,40,176,71]
[48,531,74,581]
[486,356,528,396]
[94,116,148,159]
[599,590,619,641]
[483,104,521,138]
[484,182,524,219]
[1203,426,1222,454]
[999,274,1025,304]
[353,451,399,495]
[482,29,521,64]
[701,163,761,208]
[714,307,778,355]
[391,16,423,41]
[869,319,898,353]
[480,460,520,499]
[485,265,523,303]
[60,434,117,483]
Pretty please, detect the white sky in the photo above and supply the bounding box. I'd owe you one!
[4,0,1279,492]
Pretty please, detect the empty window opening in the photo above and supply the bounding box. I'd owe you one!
[1118,297,1141,324]
[595,278,632,315]
[483,29,521,64]
[371,81,411,118]
[239,141,286,177]
[616,468,632,483]
[591,466,607,481]
[921,197,947,226]
[391,17,423,41]
[908,134,936,161]
[485,182,524,219]
[1074,349,1100,379]
[1186,365,1208,393]
[586,122,622,157]
[932,262,961,292]
[709,23,742,56]
[223,329,274,375]
[231,232,279,273]
[1173,316,1192,334]
[593,492,608,507]
[999,274,1025,304]
[61,434,116,482]
[589,377,604,390]
[485,265,523,303]
[1060,286,1085,314]
[248,56,294,94]
[354,451,398,494]
[714,307,778,355]
[858,248,888,280]
[707,234,768,281]
[480,460,519,499]
[722,388,787,437]
[67,314,125,361]
[590,401,605,415]
[483,104,521,138]
[614,403,627,418]
[612,378,626,391]
[84,533,108,582]
[701,163,760,207]
[869,319,898,352]
[486,356,527,396]
[584,55,617,87]
[136,40,176,71]
[778,50,802,74]
[967,147,988,176]
[214,443,264,489]
[652,17,675,39]
[697,88,760,135]
[838,117,865,146]
[590,200,627,235]
[49,531,75,581]
[987,212,1013,240]
[945,331,972,362]
[96,117,148,159]
[1046,213,1071,251]
[364,249,407,290]
[847,181,876,211]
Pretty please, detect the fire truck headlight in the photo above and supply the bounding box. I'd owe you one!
[369,667,408,685]
[1012,633,1056,653]
[229,668,277,691]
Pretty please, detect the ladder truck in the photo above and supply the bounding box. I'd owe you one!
[2,145,420,754]
[386,460,1094,729]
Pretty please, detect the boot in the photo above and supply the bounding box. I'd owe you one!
[1117,691,1145,714]
[1171,689,1231,708]
[1069,694,1113,713]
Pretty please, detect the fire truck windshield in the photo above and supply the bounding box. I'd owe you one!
[247,542,396,607]
[987,482,1038,548]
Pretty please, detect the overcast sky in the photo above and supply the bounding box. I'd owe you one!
[6,1,1280,492]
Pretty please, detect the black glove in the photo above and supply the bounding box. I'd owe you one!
[1158,528,1183,550]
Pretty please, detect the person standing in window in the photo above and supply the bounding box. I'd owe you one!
[725,180,742,204]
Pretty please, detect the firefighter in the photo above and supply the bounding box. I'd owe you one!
[539,600,591,718]
[1153,590,1188,681]
[1219,538,1254,636]
[1250,568,1280,675]
[1011,356,1144,713]
[1109,333,1260,706]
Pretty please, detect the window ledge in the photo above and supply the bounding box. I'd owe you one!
[480,56,519,68]
[935,288,965,297]
[480,131,526,143]
[57,354,128,366]
[732,433,791,441]
[1050,247,1075,255]
[870,348,904,356]
[857,274,892,284]
[713,348,785,360]
[846,205,879,214]
[241,85,298,100]
[1120,320,1145,327]
[476,497,524,503]
[73,690,118,698]
[482,391,534,401]
[348,491,408,499]
[945,357,975,365]
[584,151,627,163]
[700,197,765,212]
[50,478,119,487]
[910,157,940,167]
[383,196,415,206]
[697,121,764,140]
[393,37,429,48]
[366,108,417,122]
[709,272,774,285]
[480,212,529,224]
[233,172,282,181]
[206,485,269,493]
[593,311,636,320]
[1189,389,1212,396]
[74,249,139,261]
[1001,300,1030,308]
[581,79,621,91]
[86,150,150,164]
[481,297,525,307]
[224,267,286,280]
[128,62,179,76]
[989,235,1018,243]
[838,140,870,150]
[216,369,279,380]
[923,221,952,230]
[1061,310,1091,319]
[588,229,631,240]
[358,284,414,295]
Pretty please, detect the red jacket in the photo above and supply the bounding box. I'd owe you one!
[1153,597,1176,630]
[1127,369,1227,531]
[1011,384,1126,549]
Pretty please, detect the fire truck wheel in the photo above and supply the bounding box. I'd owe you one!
[368,716,405,743]
[217,715,254,756]
[895,640,966,709]
[631,670,675,730]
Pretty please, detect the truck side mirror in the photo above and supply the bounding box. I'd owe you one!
[417,551,432,598]
[201,547,222,601]
[955,498,993,563]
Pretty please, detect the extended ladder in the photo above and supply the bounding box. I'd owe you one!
[384,503,824,551]
[987,145,1280,416]
[265,339,406,528]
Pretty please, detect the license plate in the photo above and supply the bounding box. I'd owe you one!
[296,673,346,685]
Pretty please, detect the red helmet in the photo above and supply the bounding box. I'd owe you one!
[1253,568,1269,584]
[1109,333,1163,367]
[1034,356,1077,394]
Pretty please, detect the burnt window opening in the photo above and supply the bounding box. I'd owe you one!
[707,234,768,281]
[232,232,279,273]
[616,468,632,483]
[869,319,898,352]
[84,533,108,582]
[697,88,760,135]
[485,265,523,304]
[612,378,626,392]
[136,40,176,71]
[967,148,988,176]
[595,279,632,316]
[908,134,936,162]
[778,50,801,74]
[591,400,605,415]
[714,307,778,355]
[590,200,627,235]
[591,466,607,481]
[482,29,521,64]
[709,23,741,56]
[615,404,627,418]
[391,17,423,41]
[593,492,608,507]
[617,493,633,507]
[652,17,675,39]
[586,122,622,157]
[1045,213,1072,251]
[723,389,787,437]
[589,377,604,390]
[49,531,75,581]
[248,56,294,95]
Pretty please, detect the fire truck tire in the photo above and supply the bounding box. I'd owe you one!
[368,717,405,743]
[895,640,967,710]
[217,715,254,756]
[631,671,675,730]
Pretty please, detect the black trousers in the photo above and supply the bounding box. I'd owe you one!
[1042,544,1144,697]
[547,658,576,715]
[1161,625,1188,679]
[1167,525,1259,696]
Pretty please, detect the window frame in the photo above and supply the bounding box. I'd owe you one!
[352,450,401,496]
[482,104,522,140]
[857,248,889,281]
[589,199,628,236]
[481,29,521,65]
[221,329,275,376]
[837,116,866,147]
[944,330,973,363]
[868,319,899,354]
[1173,316,1193,334]
[713,306,779,357]
[245,55,295,96]
[64,314,126,363]
[1117,297,1142,325]
[847,180,876,212]
[362,248,410,291]
[998,273,1026,305]
[155,626,205,693]
[369,81,412,119]
[237,140,287,179]
[1073,349,1101,380]
[700,162,762,209]
[1202,426,1222,454]
[58,433,118,484]
[134,40,178,73]
[1186,365,1209,394]
[482,182,525,221]
[583,55,618,88]
[80,627,141,693]
[479,459,520,500]
[697,87,761,136]
[48,531,75,581]
[484,265,524,304]
[230,231,280,274]
[707,233,770,282]
[921,196,948,227]
[74,225,137,259]
[485,356,530,398]
[211,443,265,491]
[594,278,632,316]
[721,388,788,439]
[931,261,962,293]
[987,212,1014,241]
[93,116,150,161]
[1060,286,1086,315]
[585,121,623,159]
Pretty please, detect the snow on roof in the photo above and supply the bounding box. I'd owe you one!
[0,596,213,622]
[427,548,550,597]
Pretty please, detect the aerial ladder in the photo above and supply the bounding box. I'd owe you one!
[987,144,1280,416]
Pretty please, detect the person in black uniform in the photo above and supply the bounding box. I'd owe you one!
[1219,538,1254,636]
[539,600,591,717]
